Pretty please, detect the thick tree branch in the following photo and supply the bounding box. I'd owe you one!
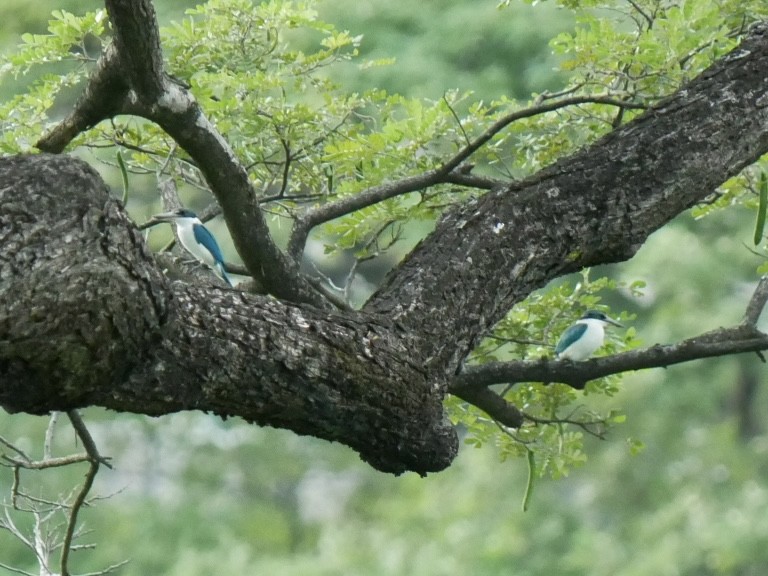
[369,23,768,372]
[6,7,768,477]
[104,0,165,99]
[451,387,524,428]
[0,155,456,475]
[34,45,126,151]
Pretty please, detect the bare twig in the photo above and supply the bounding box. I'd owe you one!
[2,411,118,575]
[60,458,99,576]
[521,410,608,439]
[3,454,92,470]
[0,436,32,463]
[59,410,111,576]
[78,559,131,576]
[66,411,111,470]
[442,94,471,148]
[626,0,654,29]
[43,413,59,461]
[0,561,35,576]
[744,275,768,325]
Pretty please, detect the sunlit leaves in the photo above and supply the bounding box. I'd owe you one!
[7,9,105,73]
[0,9,106,154]
[0,71,82,153]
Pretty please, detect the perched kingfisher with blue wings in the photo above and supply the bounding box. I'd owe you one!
[153,209,232,287]
[555,310,623,360]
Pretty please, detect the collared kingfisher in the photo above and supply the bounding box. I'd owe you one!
[153,209,232,287]
[555,310,623,360]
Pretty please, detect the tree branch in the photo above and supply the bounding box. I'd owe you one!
[288,94,645,259]
[448,275,768,423]
[451,325,768,393]
[369,23,768,372]
[0,413,119,576]
[451,387,524,428]
[0,154,456,475]
[744,275,768,325]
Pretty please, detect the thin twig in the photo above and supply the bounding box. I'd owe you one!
[43,413,59,461]
[60,459,99,576]
[744,275,768,326]
[442,94,471,147]
[60,410,110,576]
[0,560,35,576]
[0,437,31,464]
[79,559,131,576]
[625,0,654,29]
[277,135,292,198]
[2,454,92,470]
[522,410,608,439]
[66,411,111,470]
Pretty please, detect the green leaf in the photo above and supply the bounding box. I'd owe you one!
[116,150,129,204]
[521,448,536,512]
[754,171,767,245]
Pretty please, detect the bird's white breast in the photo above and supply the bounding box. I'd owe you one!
[176,219,216,269]
[559,318,606,360]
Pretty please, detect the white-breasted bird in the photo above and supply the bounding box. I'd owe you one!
[555,310,623,360]
[153,209,232,287]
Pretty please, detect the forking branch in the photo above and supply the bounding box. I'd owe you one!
[287,93,647,259]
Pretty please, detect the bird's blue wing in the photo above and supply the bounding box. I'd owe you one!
[192,222,226,265]
[555,323,588,356]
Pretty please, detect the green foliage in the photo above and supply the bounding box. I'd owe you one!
[449,270,641,480]
[0,9,106,153]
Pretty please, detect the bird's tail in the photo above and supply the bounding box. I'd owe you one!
[216,263,233,287]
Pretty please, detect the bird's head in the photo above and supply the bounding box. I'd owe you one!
[581,310,623,327]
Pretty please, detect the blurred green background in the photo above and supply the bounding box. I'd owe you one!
[2,1,768,575]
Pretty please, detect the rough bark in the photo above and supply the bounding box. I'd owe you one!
[369,25,768,371]
[0,155,455,475]
[3,8,768,475]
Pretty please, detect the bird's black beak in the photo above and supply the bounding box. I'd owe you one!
[606,317,623,328]
[138,212,176,230]
[152,211,177,221]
